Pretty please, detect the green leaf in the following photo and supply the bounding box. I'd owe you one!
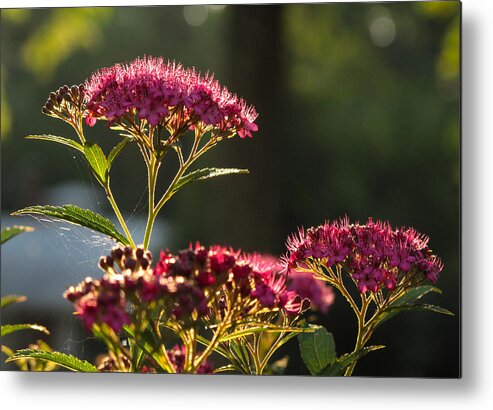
[6,349,98,372]
[378,286,444,325]
[298,325,336,375]
[84,142,109,185]
[121,326,171,373]
[108,137,132,169]
[213,364,237,374]
[320,345,385,376]
[12,204,129,245]
[382,303,454,317]
[196,334,230,359]
[219,324,310,343]
[393,285,442,305]
[1,345,14,358]
[1,294,27,308]
[1,225,34,244]
[175,167,249,192]
[1,324,50,337]
[26,134,84,153]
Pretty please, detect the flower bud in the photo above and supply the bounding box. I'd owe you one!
[124,258,136,271]
[136,247,144,259]
[99,257,108,270]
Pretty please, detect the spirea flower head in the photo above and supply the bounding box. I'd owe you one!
[284,217,444,294]
[155,243,305,316]
[65,243,306,335]
[84,56,258,138]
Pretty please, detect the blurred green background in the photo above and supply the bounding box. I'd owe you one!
[0,2,460,376]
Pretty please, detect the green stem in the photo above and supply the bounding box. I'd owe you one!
[344,295,370,376]
[258,333,285,374]
[142,155,159,249]
[192,322,225,372]
[105,183,136,248]
[152,314,176,373]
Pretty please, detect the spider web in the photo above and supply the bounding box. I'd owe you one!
[3,154,150,360]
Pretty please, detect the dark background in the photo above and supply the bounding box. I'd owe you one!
[1,2,460,377]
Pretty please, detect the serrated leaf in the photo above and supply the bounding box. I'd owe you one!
[298,325,336,375]
[320,345,385,376]
[108,137,132,169]
[26,134,84,153]
[1,294,27,308]
[1,225,34,244]
[84,142,108,185]
[175,167,249,192]
[6,349,98,372]
[379,285,443,325]
[1,324,50,337]
[12,204,129,245]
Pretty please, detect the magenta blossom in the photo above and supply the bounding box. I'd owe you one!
[84,56,258,138]
[287,269,335,314]
[67,276,131,333]
[284,217,444,294]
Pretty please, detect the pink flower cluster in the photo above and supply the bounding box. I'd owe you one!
[84,56,258,138]
[65,243,306,335]
[285,217,444,294]
[286,270,335,314]
[155,244,304,315]
[64,276,131,333]
[167,345,213,374]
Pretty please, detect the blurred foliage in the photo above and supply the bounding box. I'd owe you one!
[1,66,11,135]
[21,8,112,81]
[0,2,460,377]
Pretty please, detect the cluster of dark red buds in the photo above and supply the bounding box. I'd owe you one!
[42,84,86,122]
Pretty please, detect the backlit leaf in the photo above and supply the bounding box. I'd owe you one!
[26,134,84,153]
[298,325,336,375]
[12,204,129,245]
[6,349,98,372]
